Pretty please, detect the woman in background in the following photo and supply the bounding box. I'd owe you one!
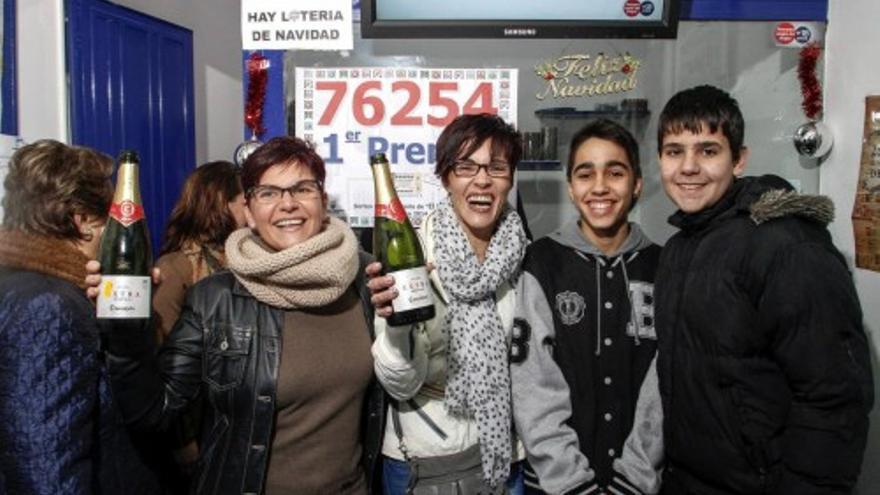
[0,140,160,494]
[151,160,246,493]
[154,160,245,339]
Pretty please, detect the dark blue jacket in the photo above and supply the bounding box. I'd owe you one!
[0,266,160,495]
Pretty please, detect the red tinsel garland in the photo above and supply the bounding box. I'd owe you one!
[245,52,268,137]
[797,44,822,120]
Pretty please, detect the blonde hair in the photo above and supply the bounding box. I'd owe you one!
[2,139,113,240]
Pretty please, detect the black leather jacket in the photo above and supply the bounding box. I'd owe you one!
[105,252,386,495]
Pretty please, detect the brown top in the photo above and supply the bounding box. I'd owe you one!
[152,243,225,342]
[152,250,193,341]
[264,288,373,495]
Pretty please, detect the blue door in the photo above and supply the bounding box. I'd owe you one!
[67,0,195,252]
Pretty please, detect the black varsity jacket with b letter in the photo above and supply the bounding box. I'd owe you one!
[511,219,664,495]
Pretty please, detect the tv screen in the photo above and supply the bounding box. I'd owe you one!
[361,0,680,39]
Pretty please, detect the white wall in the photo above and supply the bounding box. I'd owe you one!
[824,1,880,493]
[16,0,67,142]
[16,0,243,164]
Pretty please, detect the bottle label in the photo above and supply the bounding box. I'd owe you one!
[96,275,152,318]
[390,266,434,313]
[109,200,145,227]
[375,197,407,223]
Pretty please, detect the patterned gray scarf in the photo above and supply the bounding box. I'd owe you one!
[432,197,528,487]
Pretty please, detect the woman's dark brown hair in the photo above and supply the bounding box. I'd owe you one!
[240,136,326,197]
[2,139,113,240]
[434,113,522,183]
[160,160,243,254]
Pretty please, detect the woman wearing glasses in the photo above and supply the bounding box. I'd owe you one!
[366,113,529,494]
[94,137,385,495]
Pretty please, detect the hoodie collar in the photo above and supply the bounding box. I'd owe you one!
[548,217,654,257]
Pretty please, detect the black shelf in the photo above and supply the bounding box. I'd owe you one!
[518,159,562,171]
[535,107,650,120]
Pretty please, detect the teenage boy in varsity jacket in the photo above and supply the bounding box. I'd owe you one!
[511,119,664,495]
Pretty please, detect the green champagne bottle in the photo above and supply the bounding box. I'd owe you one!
[370,152,435,326]
[96,150,153,327]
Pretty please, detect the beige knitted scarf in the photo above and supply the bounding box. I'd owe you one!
[224,217,359,309]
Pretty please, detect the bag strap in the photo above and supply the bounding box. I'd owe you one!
[390,400,411,462]
[391,399,450,462]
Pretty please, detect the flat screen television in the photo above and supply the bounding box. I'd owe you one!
[360,0,681,39]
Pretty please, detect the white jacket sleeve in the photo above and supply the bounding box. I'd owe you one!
[371,213,439,401]
[371,316,432,401]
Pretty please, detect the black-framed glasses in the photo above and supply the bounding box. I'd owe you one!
[248,180,323,205]
[451,160,512,178]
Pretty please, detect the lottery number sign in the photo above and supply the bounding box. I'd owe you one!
[295,67,518,228]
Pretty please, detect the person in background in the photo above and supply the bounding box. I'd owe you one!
[151,160,246,493]
[0,139,160,494]
[366,113,529,493]
[511,119,663,495]
[654,85,873,494]
[89,136,385,494]
[153,160,246,340]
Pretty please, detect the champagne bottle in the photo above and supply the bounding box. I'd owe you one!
[370,152,435,326]
[96,150,153,324]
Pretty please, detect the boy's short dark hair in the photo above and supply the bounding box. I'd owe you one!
[567,118,641,181]
[657,85,745,162]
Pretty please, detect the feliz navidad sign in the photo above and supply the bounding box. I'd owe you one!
[535,52,642,100]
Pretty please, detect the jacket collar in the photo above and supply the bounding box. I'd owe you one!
[0,228,89,288]
[668,175,832,232]
[231,275,252,297]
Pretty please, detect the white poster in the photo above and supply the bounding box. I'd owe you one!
[295,67,518,228]
[241,0,353,51]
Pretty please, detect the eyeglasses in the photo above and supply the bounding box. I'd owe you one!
[248,180,323,205]
[451,160,512,178]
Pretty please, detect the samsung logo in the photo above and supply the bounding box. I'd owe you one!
[504,27,537,37]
